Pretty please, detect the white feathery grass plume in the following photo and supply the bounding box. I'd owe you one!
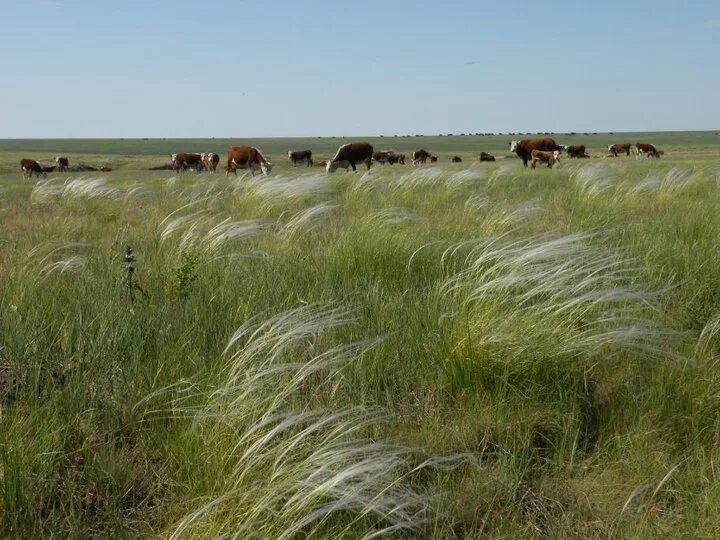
[488,162,521,184]
[571,163,617,198]
[362,207,421,228]
[63,177,122,199]
[442,233,679,361]
[168,303,464,538]
[278,202,336,241]
[30,178,65,203]
[21,241,90,280]
[237,173,331,204]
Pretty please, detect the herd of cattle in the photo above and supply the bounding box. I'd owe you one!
[18,140,665,179]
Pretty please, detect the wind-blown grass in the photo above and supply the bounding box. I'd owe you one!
[2,154,720,538]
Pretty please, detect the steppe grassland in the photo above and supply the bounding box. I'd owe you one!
[2,149,720,537]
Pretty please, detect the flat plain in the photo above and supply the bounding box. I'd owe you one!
[2,132,720,538]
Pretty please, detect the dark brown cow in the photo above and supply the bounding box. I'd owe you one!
[479,152,496,162]
[326,142,373,173]
[635,143,662,159]
[451,156,462,163]
[510,138,563,167]
[288,149,313,167]
[226,146,273,176]
[55,156,69,171]
[429,156,438,163]
[372,150,393,164]
[411,149,431,166]
[20,159,47,180]
[530,149,561,169]
[388,153,406,165]
[171,153,203,172]
[608,143,631,157]
[563,145,588,158]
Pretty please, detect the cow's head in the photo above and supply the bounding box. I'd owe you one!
[287,150,293,158]
[261,161,273,175]
[562,145,569,151]
[553,150,560,159]
[326,160,339,174]
[509,141,519,152]
[171,153,177,163]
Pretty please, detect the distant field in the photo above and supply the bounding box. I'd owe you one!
[0,131,719,176]
[2,137,720,537]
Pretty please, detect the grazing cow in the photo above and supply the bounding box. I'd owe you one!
[20,159,47,180]
[411,149,431,166]
[635,143,662,159]
[326,142,373,173]
[608,143,631,157]
[509,138,563,167]
[100,166,113,172]
[55,156,69,172]
[563,145,588,158]
[479,152,496,162]
[226,146,273,176]
[288,149,313,167]
[451,156,462,163]
[430,156,438,163]
[201,152,220,173]
[530,149,561,169]
[171,153,204,172]
[372,150,394,164]
[388,153,406,165]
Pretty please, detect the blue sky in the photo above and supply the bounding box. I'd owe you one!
[1,0,718,137]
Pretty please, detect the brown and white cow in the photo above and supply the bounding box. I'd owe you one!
[55,156,69,172]
[226,146,273,176]
[201,152,220,173]
[326,142,373,173]
[563,145,588,158]
[288,149,313,167]
[451,156,462,163]
[372,150,393,164]
[20,159,47,180]
[171,153,203,172]
[608,143,631,157]
[635,143,662,159]
[479,152,496,162]
[411,149,431,166]
[510,138,563,167]
[530,149,561,168]
[388,153,406,165]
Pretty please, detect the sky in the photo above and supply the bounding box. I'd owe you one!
[0,0,718,137]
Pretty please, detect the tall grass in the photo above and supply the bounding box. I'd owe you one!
[2,155,720,538]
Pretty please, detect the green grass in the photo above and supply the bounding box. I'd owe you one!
[2,138,720,538]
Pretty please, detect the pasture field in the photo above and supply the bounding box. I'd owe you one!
[2,135,720,538]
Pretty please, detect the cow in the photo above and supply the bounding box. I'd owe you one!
[226,146,273,176]
[388,153,406,165]
[288,149,313,167]
[509,138,563,167]
[54,156,69,172]
[100,166,113,172]
[171,153,204,172]
[372,150,393,164]
[20,159,47,180]
[201,152,220,173]
[326,142,373,173]
[429,156,438,163]
[530,149,561,169]
[635,143,662,159]
[411,149,431,166]
[479,152,496,162]
[451,156,462,163]
[563,145,588,158]
[608,143,631,157]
